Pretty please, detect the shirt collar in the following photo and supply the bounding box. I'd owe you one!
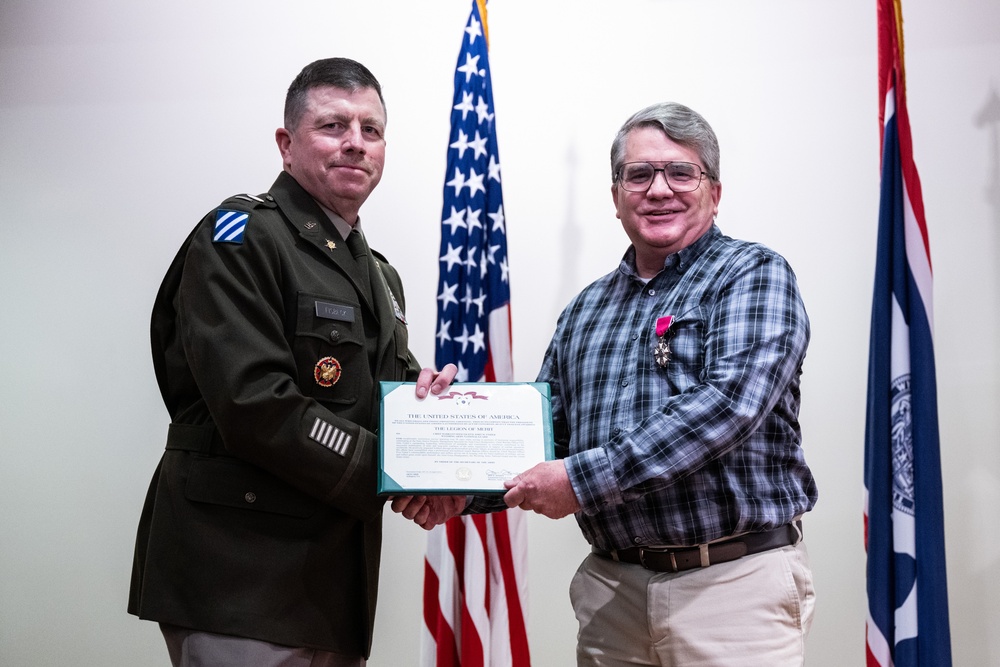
[317,203,362,241]
[619,224,720,280]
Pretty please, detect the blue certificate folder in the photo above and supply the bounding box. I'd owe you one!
[378,381,555,495]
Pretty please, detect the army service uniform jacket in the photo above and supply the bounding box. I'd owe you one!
[128,171,420,657]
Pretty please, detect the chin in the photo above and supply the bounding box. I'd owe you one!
[642,232,683,247]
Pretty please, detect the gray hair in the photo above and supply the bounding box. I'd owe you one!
[610,102,720,183]
[284,57,386,132]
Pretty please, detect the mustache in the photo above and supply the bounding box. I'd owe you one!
[329,159,371,173]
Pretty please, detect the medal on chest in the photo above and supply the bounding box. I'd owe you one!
[314,356,342,387]
[654,315,674,367]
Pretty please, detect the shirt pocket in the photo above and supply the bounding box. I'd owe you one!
[660,306,706,393]
[293,291,365,405]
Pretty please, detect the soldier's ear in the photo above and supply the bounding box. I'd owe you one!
[276,128,292,165]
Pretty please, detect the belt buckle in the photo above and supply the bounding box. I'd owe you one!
[639,546,679,572]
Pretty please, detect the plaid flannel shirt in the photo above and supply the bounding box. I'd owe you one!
[534,225,817,550]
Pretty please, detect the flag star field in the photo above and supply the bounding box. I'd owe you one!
[435,10,510,384]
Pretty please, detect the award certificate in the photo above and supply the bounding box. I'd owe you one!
[378,381,554,495]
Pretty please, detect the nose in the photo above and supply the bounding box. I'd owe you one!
[646,169,674,196]
[341,123,366,154]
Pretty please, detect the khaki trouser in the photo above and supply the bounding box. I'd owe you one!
[571,541,815,666]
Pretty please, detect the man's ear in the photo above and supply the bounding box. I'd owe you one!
[710,181,722,217]
[275,128,292,165]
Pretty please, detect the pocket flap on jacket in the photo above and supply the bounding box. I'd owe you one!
[185,456,319,519]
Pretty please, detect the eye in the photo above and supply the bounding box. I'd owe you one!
[667,163,698,182]
[623,165,653,183]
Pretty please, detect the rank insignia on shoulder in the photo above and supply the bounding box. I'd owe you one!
[314,356,342,387]
[213,209,249,244]
[233,193,264,203]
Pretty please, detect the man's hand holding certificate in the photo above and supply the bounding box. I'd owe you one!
[379,381,554,495]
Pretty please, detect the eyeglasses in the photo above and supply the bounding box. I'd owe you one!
[616,161,710,193]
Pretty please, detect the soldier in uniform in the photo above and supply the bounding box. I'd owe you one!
[128,57,455,667]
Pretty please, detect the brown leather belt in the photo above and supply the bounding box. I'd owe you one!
[592,522,801,573]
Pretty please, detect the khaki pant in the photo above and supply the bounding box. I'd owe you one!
[570,541,815,666]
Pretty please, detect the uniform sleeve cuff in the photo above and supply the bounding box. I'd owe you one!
[326,427,384,522]
[465,494,507,514]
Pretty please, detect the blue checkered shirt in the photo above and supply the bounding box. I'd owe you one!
[528,225,817,550]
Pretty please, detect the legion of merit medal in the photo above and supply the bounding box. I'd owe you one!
[654,315,674,367]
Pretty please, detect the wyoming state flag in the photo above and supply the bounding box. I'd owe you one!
[863,1,952,665]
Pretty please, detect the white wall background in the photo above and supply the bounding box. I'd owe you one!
[2,0,998,665]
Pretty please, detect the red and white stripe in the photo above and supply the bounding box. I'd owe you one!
[422,512,530,667]
[423,300,531,667]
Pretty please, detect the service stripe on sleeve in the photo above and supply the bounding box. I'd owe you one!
[308,417,352,457]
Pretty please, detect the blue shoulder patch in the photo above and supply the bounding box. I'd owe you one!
[213,209,249,244]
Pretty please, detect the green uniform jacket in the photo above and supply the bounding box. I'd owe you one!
[128,171,421,657]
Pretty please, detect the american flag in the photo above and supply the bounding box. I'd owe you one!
[423,2,531,666]
[864,1,952,664]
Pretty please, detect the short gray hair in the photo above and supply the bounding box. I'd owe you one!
[284,57,386,132]
[610,102,720,184]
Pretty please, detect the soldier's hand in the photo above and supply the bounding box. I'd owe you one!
[390,495,467,530]
[415,364,458,399]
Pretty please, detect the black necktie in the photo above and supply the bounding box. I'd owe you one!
[346,229,373,298]
[346,228,365,258]
[345,228,380,371]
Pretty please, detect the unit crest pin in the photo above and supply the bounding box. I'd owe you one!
[314,356,342,387]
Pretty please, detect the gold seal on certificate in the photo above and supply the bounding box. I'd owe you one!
[378,381,555,495]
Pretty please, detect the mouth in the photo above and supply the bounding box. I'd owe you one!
[644,209,682,218]
[331,162,369,175]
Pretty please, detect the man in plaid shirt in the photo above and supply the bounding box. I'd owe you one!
[501,102,818,666]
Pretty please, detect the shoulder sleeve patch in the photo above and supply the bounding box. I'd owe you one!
[213,209,249,244]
